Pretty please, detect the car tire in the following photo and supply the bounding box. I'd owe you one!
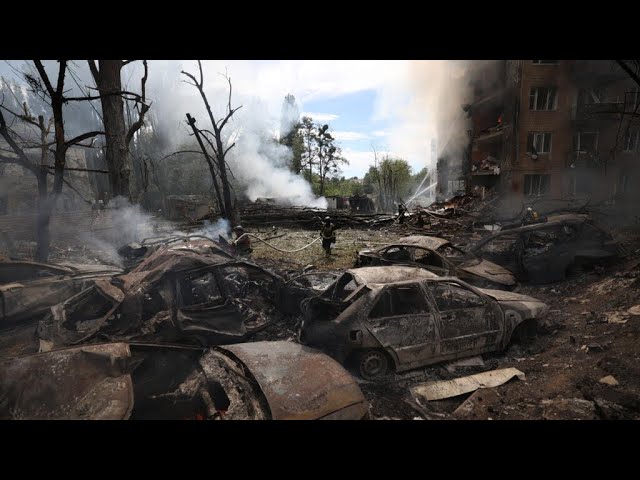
[355,349,389,380]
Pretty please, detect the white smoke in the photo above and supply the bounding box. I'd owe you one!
[189,217,232,241]
[77,197,156,266]
[146,62,327,209]
[374,60,473,174]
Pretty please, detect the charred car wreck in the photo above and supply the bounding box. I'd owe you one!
[37,240,286,351]
[0,341,368,420]
[471,214,620,284]
[356,235,516,290]
[299,266,548,379]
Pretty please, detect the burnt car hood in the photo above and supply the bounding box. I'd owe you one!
[0,343,134,420]
[1,341,368,420]
[478,288,548,317]
[458,259,516,286]
[221,341,368,420]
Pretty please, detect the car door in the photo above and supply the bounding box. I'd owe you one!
[363,283,439,366]
[426,280,501,358]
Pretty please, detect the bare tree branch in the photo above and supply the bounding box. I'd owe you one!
[616,60,640,89]
[125,60,150,146]
[33,60,55,97]
[0,109,38,175]
[87,60,99,82]
[64,131,104,149]
[55,60,67,95]
[43,165,109,173]
[218,106,242,131]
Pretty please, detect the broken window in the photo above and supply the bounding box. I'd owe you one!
[532,60,559,64]
[437,245,465,258]
[573,131,598,152]
[526,132,552,154]
[577,87,605,105]
[529,87,558,110]
[383,246,412,262]
[414,249,446,268]
[524,174,550,196]
[429,283,484,311]
[329,273,361,301]
[63,285,117,331]
[369,285,430,318]
[181,271,222,307]
[623,129,639,152]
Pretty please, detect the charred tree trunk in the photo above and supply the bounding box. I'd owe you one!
[186,113,224,211]
[181,62,241,224]
[89,60,130,199]
[213,134,235,223]
[35,115,49,262]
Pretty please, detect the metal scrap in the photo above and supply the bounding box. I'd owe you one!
[411,368,526,401]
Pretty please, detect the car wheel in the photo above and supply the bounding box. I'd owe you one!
[356,349,389,380]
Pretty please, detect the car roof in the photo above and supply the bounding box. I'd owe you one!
[394,235,450,250]
[346,266,439,286]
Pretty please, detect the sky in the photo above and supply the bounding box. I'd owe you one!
[0,60,449,179]
[155,60,437,178]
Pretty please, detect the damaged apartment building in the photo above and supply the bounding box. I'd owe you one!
[440,60,640,218]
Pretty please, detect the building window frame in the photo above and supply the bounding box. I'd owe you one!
[529,86,558,111]
[574,131,599,153]
[524,174,551,196]
[532,60,559,65]
[526,132,552,154]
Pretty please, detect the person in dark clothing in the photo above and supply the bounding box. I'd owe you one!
[398,202,407,224]
[232,225,252,256]
[320,217,337,257]
[522,207,540,225]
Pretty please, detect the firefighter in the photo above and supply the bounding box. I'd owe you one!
[398,202,407,224]
[320,216,337,257]
[522,207,540,224]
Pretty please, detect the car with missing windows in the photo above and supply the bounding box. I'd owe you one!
[298,266,548,380]
[470,214,620,284]
[355,235,516,290]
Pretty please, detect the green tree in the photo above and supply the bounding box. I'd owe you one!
[299,116,317,181]
[316,124,348,195]
[365,156,412,211]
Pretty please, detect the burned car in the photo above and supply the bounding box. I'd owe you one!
[299,266,548,380]
[37,240,286,350]
[0,260,121,329]
[356,235,516,290]
[471,214,620,283]
[0,341,368,420]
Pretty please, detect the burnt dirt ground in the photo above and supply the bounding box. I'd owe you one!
[251,226,640,420]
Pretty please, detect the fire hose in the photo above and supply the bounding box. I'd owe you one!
[236,233,321,253]
[141,233,322,253]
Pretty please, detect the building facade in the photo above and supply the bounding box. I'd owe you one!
[466,60,639,217]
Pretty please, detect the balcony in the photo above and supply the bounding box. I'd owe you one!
[566,151,604,169]
[572,101,626,121]
[473,123,505,143]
